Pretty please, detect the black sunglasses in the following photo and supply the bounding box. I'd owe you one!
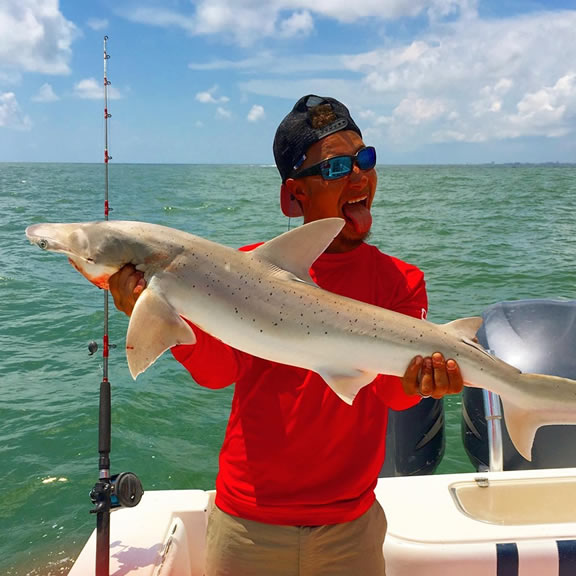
[292,146,376,181]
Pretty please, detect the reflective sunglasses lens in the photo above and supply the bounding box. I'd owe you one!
[323,157,353,180]
[357,147,377,170]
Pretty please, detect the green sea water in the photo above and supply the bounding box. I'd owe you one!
[1,162,575,575]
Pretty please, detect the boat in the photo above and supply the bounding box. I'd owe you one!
[68,299,576,575]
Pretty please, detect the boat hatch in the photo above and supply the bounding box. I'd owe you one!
[450,476,576,525]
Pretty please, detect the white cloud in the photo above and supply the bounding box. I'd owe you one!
[73,77,122,100]
[0,0,77,74]
[471,79,513,116]
[508,74,576,138]
[126,2,276,46]
[32,83,59,102]
[195,86,229,104]
[247,105,265,122]
[234,9,576,147]
[87,18,109,31]
[216,107,232,118]
[426,0,478,22]
[189,52,347,75]
[393,96,447,125]
[0,70,22,86]
[0,92,32,130]
[196,92,216,103]
[124,0,474,45]
[359,109,392,126]
[279,11,314,37]
[74,78,102,100]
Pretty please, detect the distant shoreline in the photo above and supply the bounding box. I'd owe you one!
[1,161,575,167]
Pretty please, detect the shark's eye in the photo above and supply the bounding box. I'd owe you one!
[39,239,48,250]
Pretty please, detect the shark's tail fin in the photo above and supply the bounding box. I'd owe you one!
[500,372,576,461]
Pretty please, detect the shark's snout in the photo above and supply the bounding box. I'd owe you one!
[26,223,81,255]
[26,225,53,250]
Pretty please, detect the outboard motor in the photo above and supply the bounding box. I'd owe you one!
[381,397,445,477]
[462,299,576,471]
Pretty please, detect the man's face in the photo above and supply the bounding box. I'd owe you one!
[285,131,377,253]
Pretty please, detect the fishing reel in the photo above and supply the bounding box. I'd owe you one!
[90,472,144,513]
[88,340,117,356]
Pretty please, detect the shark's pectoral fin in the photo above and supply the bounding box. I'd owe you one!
[317,368,379,405]
[500,398,537,462]
[126,287,196,379]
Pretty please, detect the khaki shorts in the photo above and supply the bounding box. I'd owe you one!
[205,500,387,576]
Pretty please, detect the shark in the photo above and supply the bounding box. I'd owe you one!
[26,218,576,461]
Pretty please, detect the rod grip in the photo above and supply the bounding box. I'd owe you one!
[98,379,111,475]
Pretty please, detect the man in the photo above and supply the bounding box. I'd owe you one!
[109,95,463,575]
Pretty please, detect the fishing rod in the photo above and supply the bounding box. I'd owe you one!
[89,35,143,576]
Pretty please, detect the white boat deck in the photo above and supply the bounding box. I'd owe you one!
[69,467,576,576]
[69,489,214,576]
[377,467,576,576]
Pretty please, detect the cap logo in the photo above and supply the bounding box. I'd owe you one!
[315,117,348,139]
[305,95,326,108]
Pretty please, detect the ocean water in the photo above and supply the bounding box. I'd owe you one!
[1,162,575,575]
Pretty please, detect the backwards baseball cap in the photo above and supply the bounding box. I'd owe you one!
[273,95,362,217]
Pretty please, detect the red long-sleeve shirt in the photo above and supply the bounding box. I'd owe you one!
[172,241,426,525]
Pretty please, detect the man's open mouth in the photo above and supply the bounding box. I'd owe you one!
[342,196,372,235]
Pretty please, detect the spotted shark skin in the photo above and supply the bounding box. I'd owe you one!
[26,218,576,460]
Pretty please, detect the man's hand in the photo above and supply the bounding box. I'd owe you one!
[402,353,464,399]
[108,264,146,317]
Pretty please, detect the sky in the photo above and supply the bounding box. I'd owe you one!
[1,0,575,164]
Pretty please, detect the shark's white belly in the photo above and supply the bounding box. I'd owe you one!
[158,254,504,387]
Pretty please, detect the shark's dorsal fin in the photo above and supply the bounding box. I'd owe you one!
[443,317,483,338]
[441,316,496,359]
[252,218,345,282]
